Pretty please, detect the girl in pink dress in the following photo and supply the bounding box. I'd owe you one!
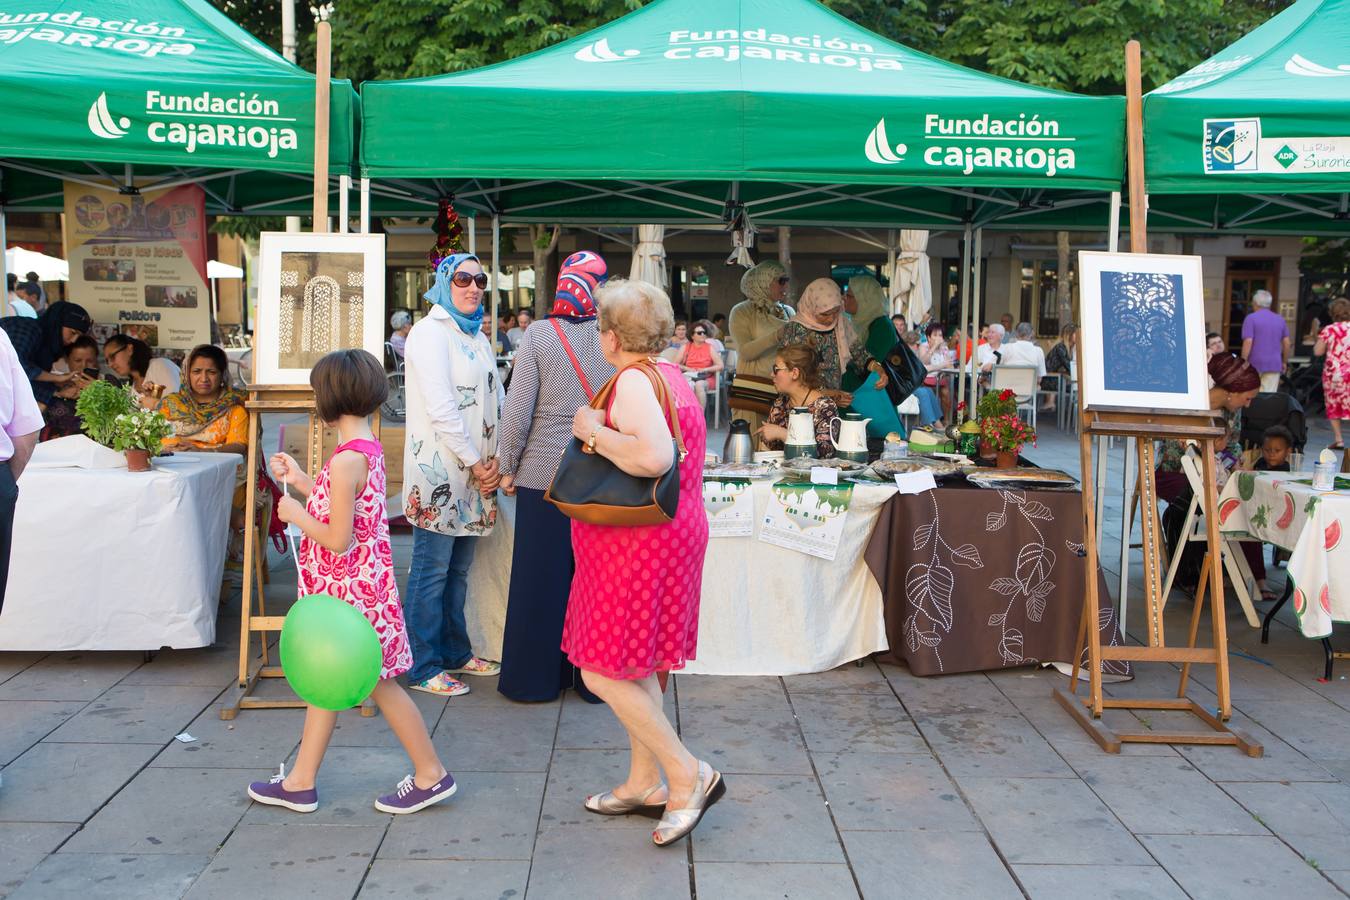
[560,280,722,849]
[246,350,456,816]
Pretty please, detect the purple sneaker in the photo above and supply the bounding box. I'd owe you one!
[247,764,318,813]
[375,773,457,814]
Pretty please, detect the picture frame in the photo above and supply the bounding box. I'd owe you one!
[1077,251,1209,412]
[254,232,387,386]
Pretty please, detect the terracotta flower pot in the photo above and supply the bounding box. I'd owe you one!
[978,439,996,460]
[995,449,1018,469]
[125,448,152,472]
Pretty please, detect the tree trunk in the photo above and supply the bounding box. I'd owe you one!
[530,224,561,315]
[1056,230,1073,327]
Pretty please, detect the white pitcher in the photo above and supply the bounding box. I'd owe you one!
[830,414,871,454]
[786,407,816,446]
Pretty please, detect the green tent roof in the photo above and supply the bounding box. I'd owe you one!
[0,0,358,214]
[360,0,1125,228]
[1146,0,1350,201]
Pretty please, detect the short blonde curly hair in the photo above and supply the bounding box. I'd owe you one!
[596,278,675,354]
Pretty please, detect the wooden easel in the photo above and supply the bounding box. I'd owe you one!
[1052,40,1260,756]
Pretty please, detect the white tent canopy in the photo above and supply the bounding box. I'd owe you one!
[5,247,67,282]
[207,260,244,280]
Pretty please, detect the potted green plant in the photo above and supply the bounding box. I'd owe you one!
[74,380,134,446]
[974,389,1020,459]
[979,413,1036,469]
[111,408,173,472]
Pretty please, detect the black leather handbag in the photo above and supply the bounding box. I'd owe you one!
[545,360,688,526]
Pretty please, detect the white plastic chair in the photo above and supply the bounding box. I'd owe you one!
[989,364,1038,431]
[896,394,921,430]
[1158,449,1260,629]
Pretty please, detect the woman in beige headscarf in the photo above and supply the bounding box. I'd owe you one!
[779,278,887,404]
[842,275,896,393]
[728,261,791,433]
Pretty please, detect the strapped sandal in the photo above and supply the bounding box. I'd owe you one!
[583,781,667,819]
[652,762,726,847]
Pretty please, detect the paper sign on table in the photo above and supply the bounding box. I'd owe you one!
[810,466,839,485]
[758,481,853,560]
[893,471,937,494]
[702,478,755,537]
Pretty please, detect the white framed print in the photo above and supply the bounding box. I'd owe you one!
[254,231,387,386]
[1077,251,1209,412]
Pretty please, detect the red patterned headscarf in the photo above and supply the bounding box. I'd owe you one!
[550,251,607,320]
[1208,352,1260,393]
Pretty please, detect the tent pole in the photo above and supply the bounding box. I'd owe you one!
[467,216,477,256]
[955,223,972,420]
[969,227,984,412]
[491,214,501,351]
[886,229,896,314]
[311,19,331,232]
[0,199,9,319]
[338,174,350,234]
[1108,191,1121,253]
[359,177,370,234]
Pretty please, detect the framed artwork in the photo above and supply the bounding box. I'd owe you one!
[1077,251,1209,412]
[254,232,386,386]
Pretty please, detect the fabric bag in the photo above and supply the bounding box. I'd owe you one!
[545,359,687,526]
[728,372,777,416]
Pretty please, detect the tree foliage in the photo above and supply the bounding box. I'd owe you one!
[210,0,1291,93]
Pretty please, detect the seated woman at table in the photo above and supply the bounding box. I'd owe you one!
[755,343,838,458]
[677,320,724,413]
[899,330,945,427]
[104,335,180,408]
[918,323,955,420]
[0,301,93,408]
[1157,354,1269,596]
[778,278,887,406]
[42,336,101,439]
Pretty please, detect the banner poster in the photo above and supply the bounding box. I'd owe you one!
[758,481,853,560]
[703,477,755,538]
[64,182,209,349]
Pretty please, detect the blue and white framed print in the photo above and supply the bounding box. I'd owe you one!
[1077,251,1209,412]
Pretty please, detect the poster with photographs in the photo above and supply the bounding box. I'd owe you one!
[63,182,209,349]
[255,232,386,385]
[1077,251,1209,412]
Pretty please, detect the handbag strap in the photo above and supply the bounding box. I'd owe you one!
[589,359,688,463]
[551,318,594,401]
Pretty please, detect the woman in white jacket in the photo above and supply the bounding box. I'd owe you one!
[402,253,505,697]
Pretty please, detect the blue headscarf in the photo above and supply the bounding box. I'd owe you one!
[424,252,484,336]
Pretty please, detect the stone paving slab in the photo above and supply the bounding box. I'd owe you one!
[1140,834,1345,900]
[1070,756,1270,837]
[813,751,980,833]
[10,852,208,900]
[527,825,691,900]
[1013,864,1188,900]
[842,830,1023,899]
[43,683,222,744]
[0,741,160,823]
[691,774,845,864]
[378,771,544,861]
[184,823,383,900]
[694,862,860,899]
[0,824,77,898]
[358,859,530,899]
[0,700,86,766]
[61,767,249,855]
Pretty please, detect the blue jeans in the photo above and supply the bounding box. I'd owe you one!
[404,527,478,684]
[914,386,944,426]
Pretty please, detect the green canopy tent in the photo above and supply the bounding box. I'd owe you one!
[0,0,358,218]
[1144,0,1350,235]
[359,0,1127,410]
[358,0,1125,230]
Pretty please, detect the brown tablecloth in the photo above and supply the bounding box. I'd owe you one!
[863,484,1130,677]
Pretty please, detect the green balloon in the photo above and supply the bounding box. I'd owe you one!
[280,594,383,711]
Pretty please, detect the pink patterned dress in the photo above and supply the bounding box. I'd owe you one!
[1321,321,1350,421]
[298,438,412,680]
[562,361,710,680]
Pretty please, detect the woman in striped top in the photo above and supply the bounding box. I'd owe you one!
[497,251,615,702]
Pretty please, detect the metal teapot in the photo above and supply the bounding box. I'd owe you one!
[723,419,754,464]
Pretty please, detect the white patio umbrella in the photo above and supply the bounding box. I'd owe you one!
[5,247,68,282]
[630,224,668,290]
[888,229,932,324]
[207,259,244,324]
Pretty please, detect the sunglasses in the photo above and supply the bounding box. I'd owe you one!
[776,276,791,285]
[451,271,489,289]
[693,330,706,335]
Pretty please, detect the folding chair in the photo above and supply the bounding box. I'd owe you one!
[896,393,921,431]
[1158,449,1261,628]
[989,364,1038,431]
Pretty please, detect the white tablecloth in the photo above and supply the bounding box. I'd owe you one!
[0,451,237,651]
[462,481,893,676]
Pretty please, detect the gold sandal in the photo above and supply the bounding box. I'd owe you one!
[582,781,667,819]
[652,762,726,846]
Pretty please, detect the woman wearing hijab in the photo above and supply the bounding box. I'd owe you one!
[0,301,93,406]
[840,275,895,394]
[778,278,888,401]
[402,253,507,698]
[496,251,615,703]
[727,261,791,434]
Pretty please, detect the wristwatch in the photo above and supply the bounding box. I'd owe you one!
[586,426,601,453]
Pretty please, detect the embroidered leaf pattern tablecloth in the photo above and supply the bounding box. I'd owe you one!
[1218,471,1350,639]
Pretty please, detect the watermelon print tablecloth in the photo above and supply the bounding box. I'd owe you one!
[1218,471,1350,639]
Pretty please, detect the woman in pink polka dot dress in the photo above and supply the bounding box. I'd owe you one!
[560,280,723,848]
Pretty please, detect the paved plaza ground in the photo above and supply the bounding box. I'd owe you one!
[3,417,1350,899]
